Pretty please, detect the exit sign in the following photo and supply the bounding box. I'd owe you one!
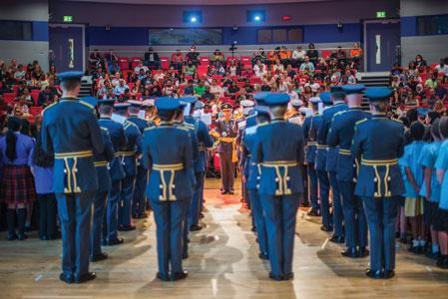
[63,16,73,23]
[376,11,386,18]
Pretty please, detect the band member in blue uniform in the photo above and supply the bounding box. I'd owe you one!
[302,97,321,217]
[255,93,305,281]
[183,97,213,231]
[215,103,237,194]
[327,84,370,257]
[127,100,151,219]
[175,99,198,259]
[142,97,193,281]
[351,87,405,279]
[80,97,115,262]
[98,99,127,245]
[115,103,142,231]
[41,72,104,283]
[318,86,348,242]
[316,91,332,231]
[243,105,270,260]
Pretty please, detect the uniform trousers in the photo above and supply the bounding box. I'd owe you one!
[328,171,343,237]
[339,181,367,249]
[307,164,319,211]
[219,149,235,192]
[362,196,400,272]
[189,172,204,227]
[37,193,57,239]
[151,198,186,276]
[260,193,300,277]
[56,192,94,280]
[317,170,331,228]
[118,176,136,228]
[106,180,122,242]
[249,189,268,256]
[133,167,148,217]
[91,192,107,257]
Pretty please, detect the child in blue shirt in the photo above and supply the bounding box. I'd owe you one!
[418,118,443,259]
[402,122,426,253]
[434,117,448,268]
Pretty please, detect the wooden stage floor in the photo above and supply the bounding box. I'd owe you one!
[1,179,448,299]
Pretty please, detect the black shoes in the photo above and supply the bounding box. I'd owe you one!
[59,273,73,284]
[190,224,203,232]
[307,209,320,217]
[106,237,124,246]
[357,247,369,258]
[172,270,188,281]
[330,235,345,244]
[341,247,358,258]
[320,225,332,232]
[91,252,109,262]
[156,272,170,281]
[258,253,269,260]
[365,269,383,279]
[7,233,17,241]
[268,272,294,281]
[17,233,28,241]
[365,269,395,279]
[74,272,97,283]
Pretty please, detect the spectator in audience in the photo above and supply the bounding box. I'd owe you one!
[144,47,160,69]
[415,54,427,69]
[183,79,194,95]
[0,116,36,241]
[300,56,315,71]
[134,62,148,75]
[111,71,122,87]
[279,46,291,66]
[202,86,215,102]
[9,59,18,72]
[306,43,319,65]
[38,86,53,107]
[253,60,266,78]
[29,125,58,240]
[186,45,200,65]
[210,79,224,98]
[14,65,25,80]
[436,58,448,76]
[292,46,307,67]
[114,79,129,96]
[252,48,266,64]
[184,60,196,77]
[211,49,225,64]
[171,49,184,71]
[194,80,207,97]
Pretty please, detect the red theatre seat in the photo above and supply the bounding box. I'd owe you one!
[240,56,252,69]
[200,57,210,66]
[131,57,142,70]
[160,57,170,70]
[321,50,332,60]
[197,66,208,78]
[119,57,130,71]
[31,89,40,105]
[3,93,15,104]
[29,106,43,116]
[12,85,19,95]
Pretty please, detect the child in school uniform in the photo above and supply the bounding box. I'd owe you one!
[397,116,411,243]
[419,118,443,259]
[402,122,426,253]
[434,117,448,268]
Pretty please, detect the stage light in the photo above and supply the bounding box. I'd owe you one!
[247,10,266,23]
[183,10,202,24]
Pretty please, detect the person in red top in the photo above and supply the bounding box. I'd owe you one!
[171,49,184,71]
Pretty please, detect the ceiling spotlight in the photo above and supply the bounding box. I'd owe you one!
[190,16,198,23]
[254,15,261,22]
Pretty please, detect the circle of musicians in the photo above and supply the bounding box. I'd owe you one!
[41,71,408,284]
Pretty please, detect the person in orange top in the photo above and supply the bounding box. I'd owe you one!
[267,50,278,66]
[350,42,363,69]
[279,46,292,66]
[171,49,184,71]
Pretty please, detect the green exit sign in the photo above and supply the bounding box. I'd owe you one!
[63,16,73,23]
[376,11,386,18]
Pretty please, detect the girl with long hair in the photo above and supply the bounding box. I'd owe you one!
[0,117,36,240]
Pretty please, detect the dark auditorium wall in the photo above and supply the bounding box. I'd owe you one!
[0,0,49,70]
[400,0,448,65]
[51,0,399,56]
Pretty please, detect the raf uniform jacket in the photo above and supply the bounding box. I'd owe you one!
[120,120,142,177]
[351,114,405,198]
[185,115,213,174]
[255,119,305,196]
[302,113,320,165]
[94,128,115,193]
[42,97,104,194]
[327,108,371,182]
[317,102,348,172]
[242,123,260,190]
[142,122,194,201]
[98,117,127,181]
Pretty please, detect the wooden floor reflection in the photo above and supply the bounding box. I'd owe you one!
[1,179,448,299]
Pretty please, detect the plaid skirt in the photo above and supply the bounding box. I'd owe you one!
[1,165,36,206]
